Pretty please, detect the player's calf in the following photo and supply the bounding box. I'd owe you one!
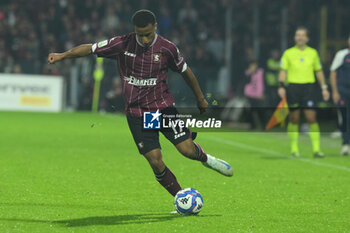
[154,166,182,196]
[144,149,182,196]
[175,139,207,162]
[144,149,166,174]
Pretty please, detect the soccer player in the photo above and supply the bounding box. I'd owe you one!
[330,34,350,155]
[48,10,233,198]
[277,27,330,158]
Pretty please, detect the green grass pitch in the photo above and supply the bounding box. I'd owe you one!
[0,111,349,233]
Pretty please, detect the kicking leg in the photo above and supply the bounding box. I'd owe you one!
[175,138,233,177]
[143,148,182,196]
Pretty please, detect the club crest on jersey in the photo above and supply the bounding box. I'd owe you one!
[152,53,162,63]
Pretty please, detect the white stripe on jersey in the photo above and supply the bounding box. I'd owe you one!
[92,43,97,53]
[136,33,158,48]
[123,41,131,111]
[163,46,185,73]
[150,46,159,110]
[159,47,166,107]
[92,40,123,55]
[131,41,140,116]
[181,63,188,73]
[140,48,150,112]
[330,48,349,71]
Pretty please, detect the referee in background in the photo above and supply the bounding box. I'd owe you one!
[278,27,330,158]
[330,34,350,155]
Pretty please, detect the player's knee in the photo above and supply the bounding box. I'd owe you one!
[305,113,316,123]
[289,118,299,124]
[306,117,316,124]
[147,156,164,170]
[289,115,300,124]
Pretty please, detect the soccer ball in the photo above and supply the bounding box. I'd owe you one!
[174,188,203,215]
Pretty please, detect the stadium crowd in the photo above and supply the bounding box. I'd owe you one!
[0,0,346,115]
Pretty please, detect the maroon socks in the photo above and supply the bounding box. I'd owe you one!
[155,167,182,196]
[154,143,208,196]
[193,142,208,162]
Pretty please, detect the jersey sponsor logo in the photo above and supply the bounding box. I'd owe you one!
[143,110,162,129]
[97,40,108,48]
[124,51,136,57]
[124,75,157,86]
[152,53,161,63]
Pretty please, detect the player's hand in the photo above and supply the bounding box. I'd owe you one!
[332,91,340,104]
[322,89,330,102]
[277,87,286,98]
[48,53,64,64]
[197,98,208,114]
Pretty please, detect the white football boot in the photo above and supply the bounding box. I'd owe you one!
[202,154,233,177]
[341,144,350,156]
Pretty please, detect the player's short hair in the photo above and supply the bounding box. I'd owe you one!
[132,9,156,27]
[296,26,309,36]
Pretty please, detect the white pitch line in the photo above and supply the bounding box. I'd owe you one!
[206,136,350,173]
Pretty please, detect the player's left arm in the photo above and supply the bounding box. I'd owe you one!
[181,66,208,114]
[314,52,330,101]
[315,70,330,101]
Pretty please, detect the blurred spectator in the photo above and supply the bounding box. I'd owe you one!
[207,29,225,63]
[158,6,172,36]
[104,77,124,112]
[12,64,22,74]
[191,43,217,94]
[265,49,280,106]
[177,0,198,24]
[103,8,120,33]
[244,60,265,129]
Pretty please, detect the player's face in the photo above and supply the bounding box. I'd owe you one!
[135,23,157,47]
[294,29,309,47]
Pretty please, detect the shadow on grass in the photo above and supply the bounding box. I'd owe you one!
[0,202,117,210]
[260,156,291,160]
[0,213,221,227]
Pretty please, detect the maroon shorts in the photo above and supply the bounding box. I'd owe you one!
[127,107,197,154]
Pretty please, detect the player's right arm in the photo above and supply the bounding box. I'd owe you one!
[48,44,93,64]
[277,70,287,98]
[329,49,347,104]
[330,71,340,104]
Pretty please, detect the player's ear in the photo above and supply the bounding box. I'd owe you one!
[154,23,158,32]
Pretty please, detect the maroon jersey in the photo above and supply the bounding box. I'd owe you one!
[92,33,187,116]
